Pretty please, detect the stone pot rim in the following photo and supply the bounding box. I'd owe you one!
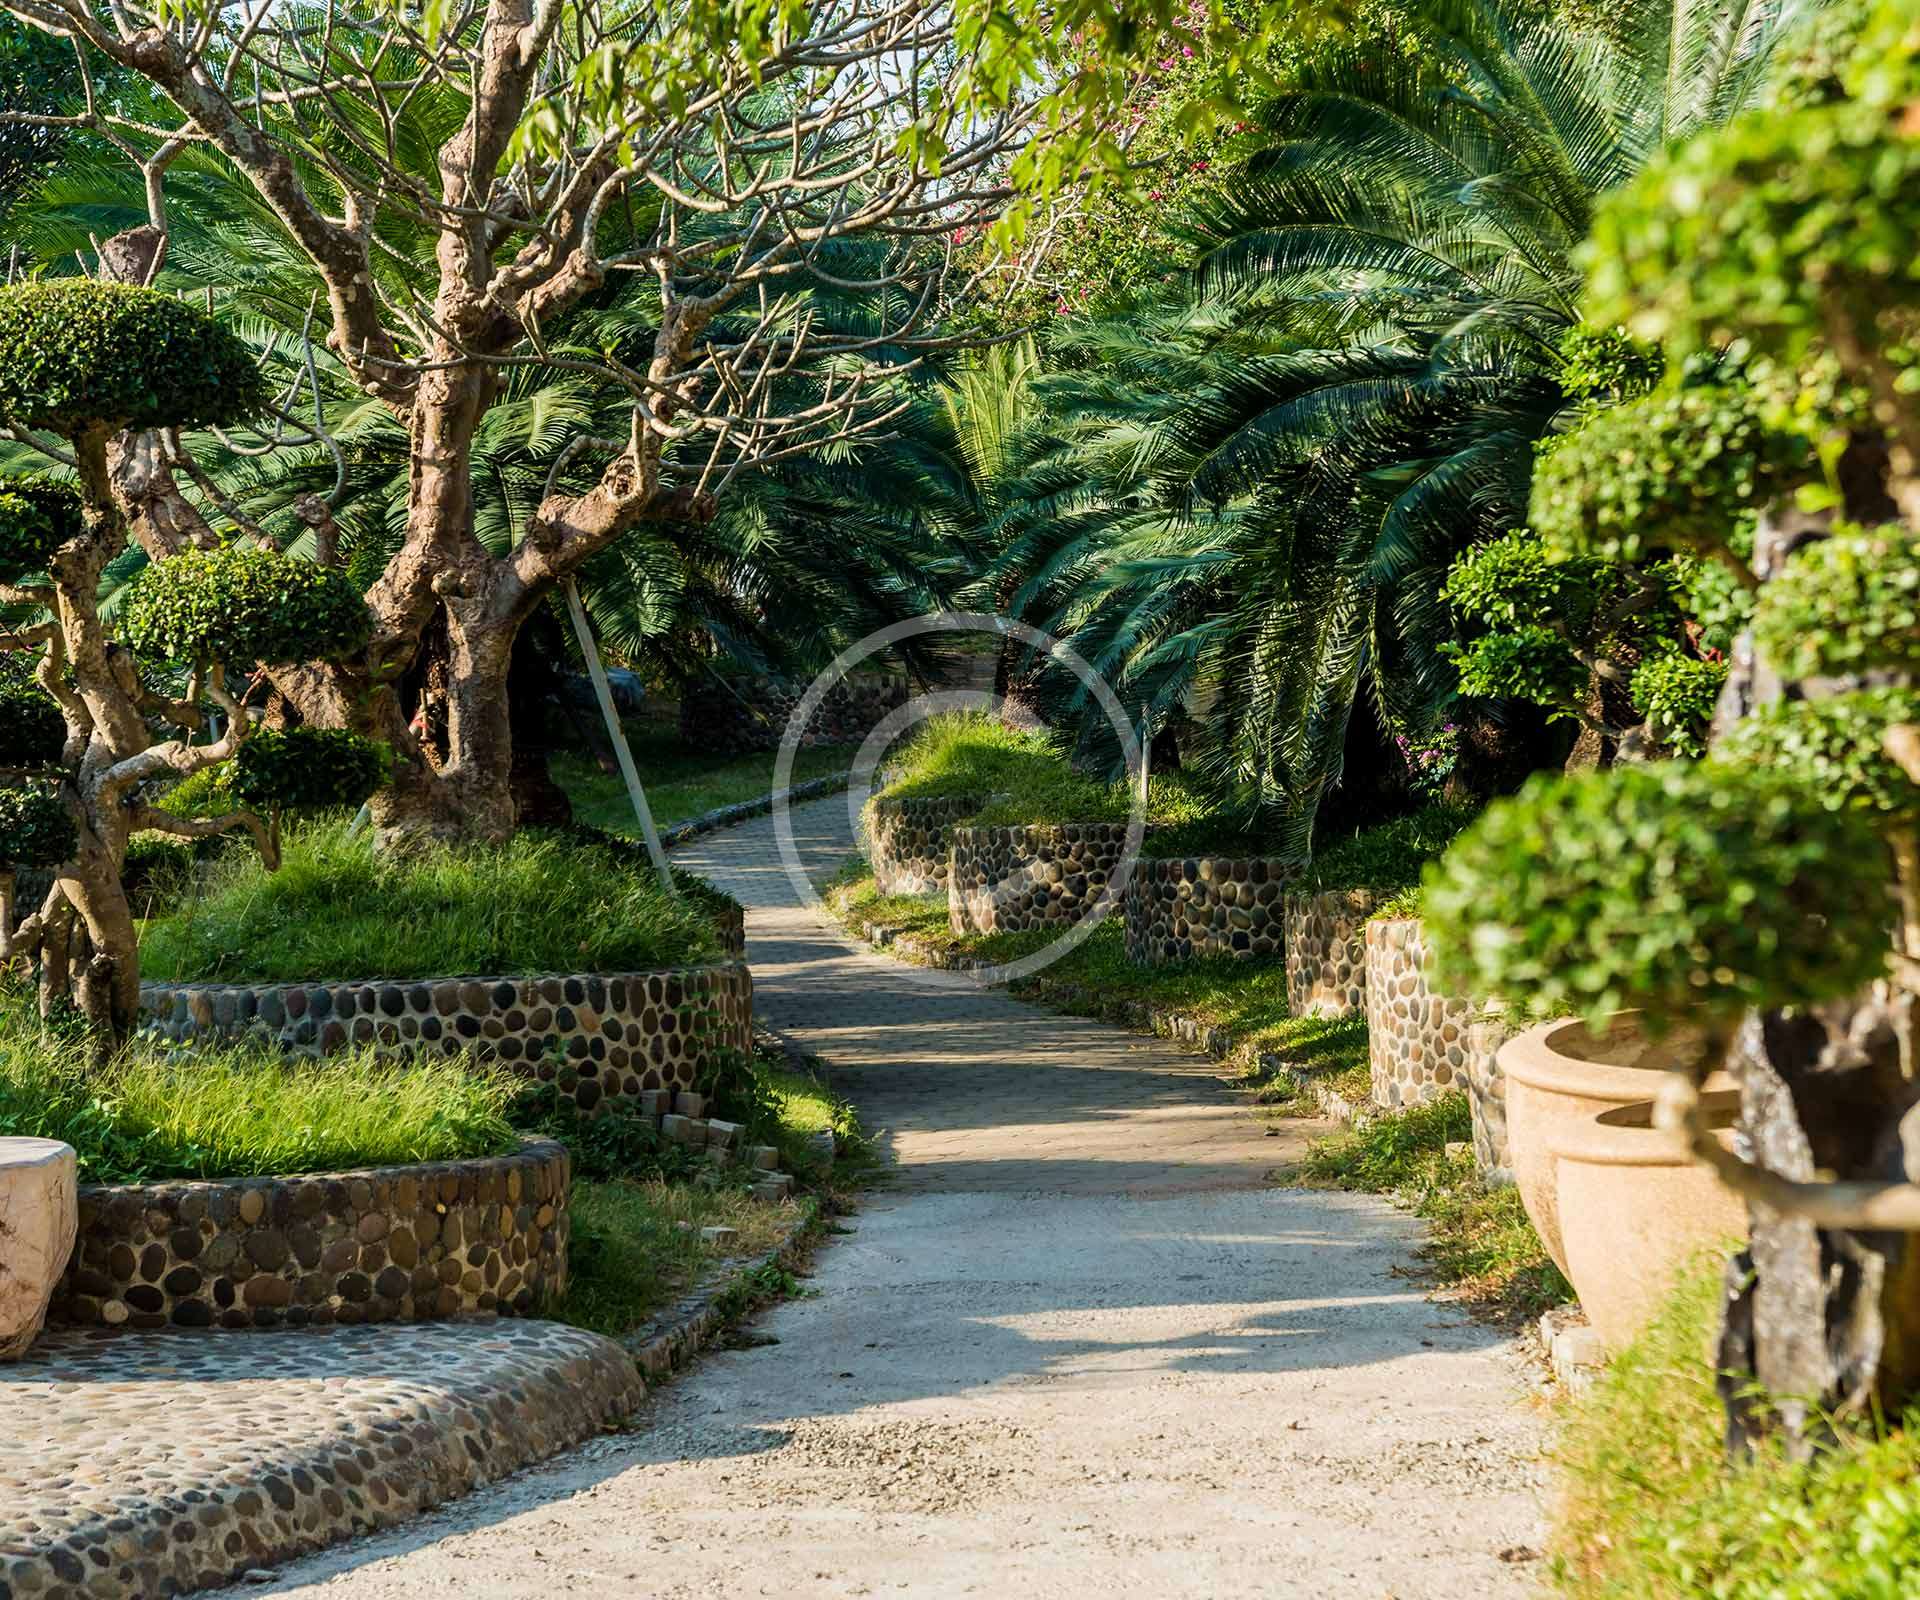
[0,1135,74,1167]
[1500,1013,1723,1101]
[138,958,749,997]
[73,1134,566,1201]
[1547,1090,1740,1167]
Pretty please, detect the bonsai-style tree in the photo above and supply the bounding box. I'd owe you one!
[1423,0,1920,1454]
[0,279,377,1042]
[0,0,1281,845]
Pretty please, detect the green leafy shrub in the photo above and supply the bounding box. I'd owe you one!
[120,545,372,667]
[1309,804,1476,892]
[1531,386,1811,565]
[1557,325,1667,407]
[1628,653,1728,758]
[0,476,81,580]
[139,818,723,982]
[1720,688,1920,820]
[0,784,75,868]
[1424,762,1891,1033]
[1750,525,1920,680]
[231,726,386,811]
[1583,16,1920,363]
[0,280,268,435]
[0,1014,516,1183]
[508,1081,710,1185]
[1447,623,1592,708]
[0,678,63,768]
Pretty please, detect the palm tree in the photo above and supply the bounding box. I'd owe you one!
[994,0,1804,853]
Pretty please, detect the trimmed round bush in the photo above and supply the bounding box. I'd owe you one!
[1719,688,1920,821]
[0,679,64,769]
[232,726,386,811]
[1423,762,1892,1034]
[1751,526,1920,680]
[1531,386,1811,565]
[0,281,269,436]
[120,545,372,667]
[0,784,76,869]
[1627,653,1728,758]
[0,476,82,581]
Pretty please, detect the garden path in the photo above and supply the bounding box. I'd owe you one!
[234,796,1549,1600]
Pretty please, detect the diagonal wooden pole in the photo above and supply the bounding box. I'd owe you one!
[564,578,675,893]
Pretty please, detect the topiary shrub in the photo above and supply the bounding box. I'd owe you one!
[1627,654,1728,759]
[119,544,372,667]
[0,281,269,436]
[1718,688,1920,821]
[1750,525,1920,680]
[0,679,65,770]
[1531,386,1811,566]
[230,727,386,811]
[0,476,82,581]
[1423,762,1890,1035]
[0,784,77,869]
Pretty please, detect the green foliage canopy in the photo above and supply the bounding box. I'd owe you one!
[0,281,268,436]
[230,727,386,812]
[0,476,81,580]
[119,545,372,668]
[0,784,75,868]
[0,679,63,769]
[1720,689,1920,822]
[1750,525,1920,680]
[1424,762,1891,1032]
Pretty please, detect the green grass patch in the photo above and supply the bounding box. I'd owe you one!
[553,730,855,835]
[140,818,722,983]
[1550,1260,1920,1598]
[1308,803,1478,892]
[554,1176,796,1338]
[1300,1093,1571,1324]
[0,1018,516,1183]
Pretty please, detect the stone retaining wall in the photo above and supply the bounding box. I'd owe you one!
[138,962,754,1115]
[679,673,908,755]
[949,822,1137,936]
[1123,857,1292,964]
[1363,917,1473,1110]
[1282,888,1381,1019]
[50,1139,570,1331]
[1466,1014,1515,1182]
[868,794,989,895]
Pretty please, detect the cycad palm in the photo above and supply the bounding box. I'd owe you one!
[999,0,1802,852]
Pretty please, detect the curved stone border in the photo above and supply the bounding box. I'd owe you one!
[868,794,990,894]
[51,1139,570,1332]
[138,961,754,1115]
[659,771,851,850]
[1363,917,1472,1110]
[1,1319,641,1600]
[678,672,907,755]
[947,821,1139,936]
[1283,888,1381,1019]
[1123,856,1292,964]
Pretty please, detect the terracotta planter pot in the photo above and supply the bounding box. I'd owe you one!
[1499,1015,1733,1276]
[1551,1092,1746,1353]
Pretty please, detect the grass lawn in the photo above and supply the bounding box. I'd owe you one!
[0,1006,516,1183]
[553,728,857,835]
[1298,1093,1571,1326]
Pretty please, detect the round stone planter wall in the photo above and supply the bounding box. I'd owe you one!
[1123,857,1293,964]
[868,795,990,895]
[948,822,1138,936]
[1282,888,1381,1018]
[1363,917,1474,1111]
[137,962,753,1115]
[50,1138,569,1331]
[1466,1014,1516,1182]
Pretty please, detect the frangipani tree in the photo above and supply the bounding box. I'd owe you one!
[0,0,1285,845]
[1424,0,1920,1452]
[0,280,377,1042]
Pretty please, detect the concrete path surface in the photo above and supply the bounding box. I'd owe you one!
[227,795,1548,1600]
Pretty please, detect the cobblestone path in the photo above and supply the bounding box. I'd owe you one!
[235,795,1549,1600]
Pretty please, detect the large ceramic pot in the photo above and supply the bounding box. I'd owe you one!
[1552,1091,1746,1353]
[1499,1015,1733,1276]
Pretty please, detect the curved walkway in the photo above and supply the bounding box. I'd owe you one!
[237,796,1548,1599]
